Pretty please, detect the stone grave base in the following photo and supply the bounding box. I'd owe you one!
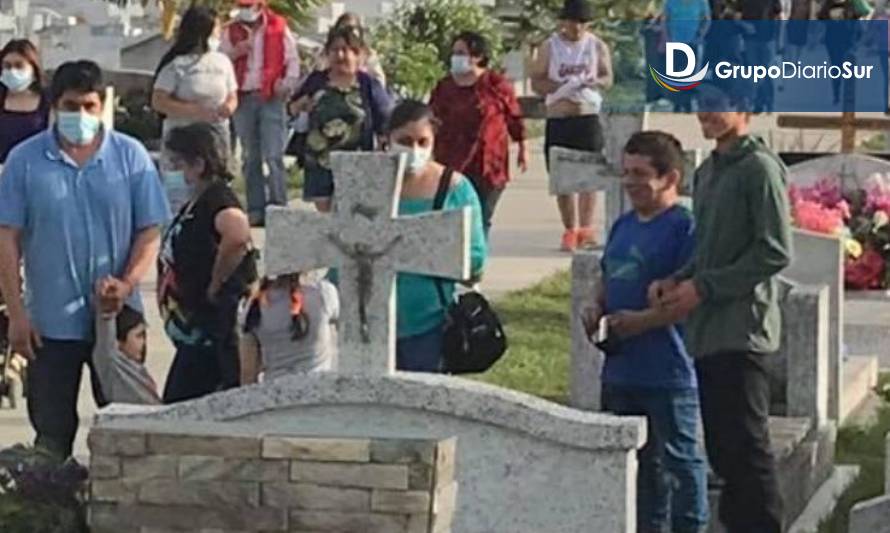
[707,418,836,533]
[87,429,457,533]
[92,372,645,533]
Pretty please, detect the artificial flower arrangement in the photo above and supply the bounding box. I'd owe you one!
[789,174,890,290]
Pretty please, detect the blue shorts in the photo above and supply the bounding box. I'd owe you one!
[303,165,334,201]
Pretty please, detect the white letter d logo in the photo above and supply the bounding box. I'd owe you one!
[666,42,696,78]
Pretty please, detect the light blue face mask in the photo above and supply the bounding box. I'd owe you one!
[56,111,102,146]
[450,55,472,75]
[0,68,34,93]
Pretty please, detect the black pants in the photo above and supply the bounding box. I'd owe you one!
[27,339,107,459]
[467,177,504,236]
[163,295,240,404]
[696,351,783,533]
[544,115,604,170]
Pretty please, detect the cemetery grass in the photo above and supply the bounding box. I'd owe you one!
[818,373,890,533]
[473,271,572,403]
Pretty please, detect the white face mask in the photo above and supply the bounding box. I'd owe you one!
[238,7,261,23]
[392,143,432,175]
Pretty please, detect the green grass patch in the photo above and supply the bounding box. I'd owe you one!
[473,271,572,403]
[818,375,890,533]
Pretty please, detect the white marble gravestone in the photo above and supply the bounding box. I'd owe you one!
[785,230,845,422]
[779,280,830,426]
[265,152,470,375]
[569,250,603,410]
[92,152,647,533]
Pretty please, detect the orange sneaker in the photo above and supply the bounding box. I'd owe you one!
[577,227,597,248]
[560,229,578,252]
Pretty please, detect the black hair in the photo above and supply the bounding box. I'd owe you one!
[623,131,685,179]
[116,305,146,343]
[50,60,105,104]
[386,99,440,134]
[243,276,310,341]
[333,11,362,30]
[325,25,366,53]
[164,122,234,183]
[452,31,490,68]
[155,6,218,79]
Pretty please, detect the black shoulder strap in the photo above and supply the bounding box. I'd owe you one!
[433,167,455,309]
[433,167,454,212]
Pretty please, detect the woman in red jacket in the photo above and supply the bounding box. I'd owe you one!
[429,31,528,236]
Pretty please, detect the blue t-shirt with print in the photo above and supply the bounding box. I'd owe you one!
[601,204,697,389]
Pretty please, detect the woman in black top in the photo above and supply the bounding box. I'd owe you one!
[157,123,257,403]
[0,39,49,163]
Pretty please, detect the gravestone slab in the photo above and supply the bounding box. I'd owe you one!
[600,112,648,172]
[780,282,830,426]
[786,152,890,190]
[784,230,844,422]
[569,250,604,411]
[94,372,647,533]
[548,147,624,241]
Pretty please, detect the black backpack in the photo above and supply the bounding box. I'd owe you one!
[432,168,507,374]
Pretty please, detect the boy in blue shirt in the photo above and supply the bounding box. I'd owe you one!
[584,131,708,533]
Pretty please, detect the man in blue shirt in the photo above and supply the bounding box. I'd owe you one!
[584,131,708,533]
[0,61,170,458]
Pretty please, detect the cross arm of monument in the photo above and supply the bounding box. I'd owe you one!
[778,112,890,153]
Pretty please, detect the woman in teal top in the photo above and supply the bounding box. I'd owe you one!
[388,100,488,372]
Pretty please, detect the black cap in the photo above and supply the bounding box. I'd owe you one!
[559,0,593,22]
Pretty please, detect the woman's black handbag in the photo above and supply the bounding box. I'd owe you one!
[432,168,507,374]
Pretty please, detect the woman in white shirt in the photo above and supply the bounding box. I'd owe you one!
[531,0,613,252]
[152,6,238,213]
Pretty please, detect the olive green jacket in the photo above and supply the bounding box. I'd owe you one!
[676,135,792,357]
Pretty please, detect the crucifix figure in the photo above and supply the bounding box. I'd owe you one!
[264,152,471,375]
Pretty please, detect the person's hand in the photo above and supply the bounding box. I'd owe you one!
[96,277,133,316]
[581,304,603,340]
[216,104,234,120]
[274,79,293,100]
[289,96,313,116]
[233,38,253,58]
[661,280,702,316]
[647,278,677,308]
[192,105,219,123]
[9,313,41,360]
[607,310,648,339]
[517,141,529,173]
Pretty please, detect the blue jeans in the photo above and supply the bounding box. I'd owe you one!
[233,93,288,221]
[396,326,444,372]
[602,385,709,533]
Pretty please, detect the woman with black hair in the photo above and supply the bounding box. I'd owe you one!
[429,31,527,237]
[152,6,238,210]
[157,123,257,403]
[0,39,49,163]
[239,273,339,384]
[289,26,392,212]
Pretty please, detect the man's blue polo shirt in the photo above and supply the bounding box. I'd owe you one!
[0,128,170,341]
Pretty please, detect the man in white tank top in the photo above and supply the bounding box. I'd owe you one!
[531,0,613,252]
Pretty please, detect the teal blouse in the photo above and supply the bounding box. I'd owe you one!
[397,176,488,338]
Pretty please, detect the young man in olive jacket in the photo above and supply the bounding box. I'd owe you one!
[651,82,792,533]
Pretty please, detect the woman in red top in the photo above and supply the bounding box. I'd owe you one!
[429,31,528,235]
